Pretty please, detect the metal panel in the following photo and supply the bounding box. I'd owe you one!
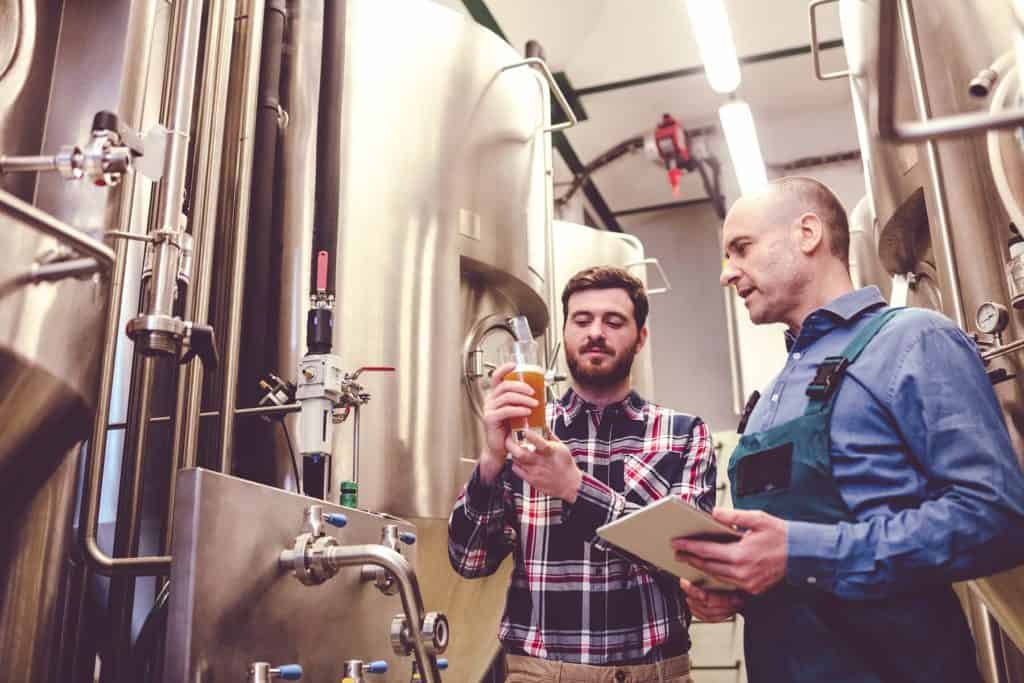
[163,468,432,683]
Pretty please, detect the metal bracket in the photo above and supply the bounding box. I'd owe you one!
[501,58,579,133]
[623,257,672,295]
[808,0,849,81]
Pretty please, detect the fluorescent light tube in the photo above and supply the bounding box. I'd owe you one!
[685,0,741,93]
[719,100,767,196]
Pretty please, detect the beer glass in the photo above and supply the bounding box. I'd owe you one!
[501,338,547,442]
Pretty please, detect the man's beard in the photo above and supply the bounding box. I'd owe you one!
[566,339,639,389]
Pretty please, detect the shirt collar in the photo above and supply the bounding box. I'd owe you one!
[558,387,647,426]
[785,286,887,351]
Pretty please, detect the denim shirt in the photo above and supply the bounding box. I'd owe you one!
[743,286,1024,599]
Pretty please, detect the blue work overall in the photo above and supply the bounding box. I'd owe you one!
[728,309,981,683]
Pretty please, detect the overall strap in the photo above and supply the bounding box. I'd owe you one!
[804,308,903,415]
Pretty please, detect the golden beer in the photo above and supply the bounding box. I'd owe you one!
[507,364,547,432]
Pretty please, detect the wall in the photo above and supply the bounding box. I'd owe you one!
[620,203,737,433]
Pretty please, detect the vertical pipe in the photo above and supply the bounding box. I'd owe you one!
[897,0,967,328]
[146,0,207,321]
[106,358,155,683]
[311,0,345,297]
[217,0,268,472]
[168,0,237,551]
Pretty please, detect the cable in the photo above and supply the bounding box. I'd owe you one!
[556,136,645,206]
[279,419,302,495]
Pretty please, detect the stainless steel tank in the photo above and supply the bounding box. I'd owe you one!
[273,0,551,520]
[267,1,553,678]
[548,220,657,401]
[840,0,1024,663]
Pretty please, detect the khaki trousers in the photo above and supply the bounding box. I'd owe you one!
[505,653,693,683]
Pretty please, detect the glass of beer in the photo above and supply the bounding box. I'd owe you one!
[502,338,547,443]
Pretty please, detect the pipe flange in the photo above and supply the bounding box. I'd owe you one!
[280,532,339,586]
[420,612,450,655]
[390,613,413,656]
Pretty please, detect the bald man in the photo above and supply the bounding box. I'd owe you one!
[673,177,1024,682]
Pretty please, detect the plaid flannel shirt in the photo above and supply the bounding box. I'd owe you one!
[448,388,716,665]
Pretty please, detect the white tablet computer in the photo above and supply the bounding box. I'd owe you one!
[596,496,743,590]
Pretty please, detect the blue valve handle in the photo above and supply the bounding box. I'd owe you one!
[436,658,448,670]
[398,531,416,545]
[275,664,302,680]
[323,512,348,528]
[366,660,388,674]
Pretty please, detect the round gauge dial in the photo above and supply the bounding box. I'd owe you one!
[976,301,1009,335]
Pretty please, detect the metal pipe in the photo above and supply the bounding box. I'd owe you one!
[723,287,745,417]
[108,403,300,430]
[107,356,156,679]
[896,0,967,328]
[0,190,115,269]
[983,337,1024,363]
[0,258,104,299]
[352,405,360,487]
[169,0,238,551]
[0,154,58,174]
[218,0,267,472]
[500,58,578,133]
[324,545,444,683]
[147,0,205,320]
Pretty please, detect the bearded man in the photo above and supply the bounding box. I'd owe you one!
[449,266,716,683]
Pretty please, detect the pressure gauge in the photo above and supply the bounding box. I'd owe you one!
[976,301,1010,335]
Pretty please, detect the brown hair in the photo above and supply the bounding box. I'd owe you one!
[561,265,649,329]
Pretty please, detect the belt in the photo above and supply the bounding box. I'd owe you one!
[505,637,689,666]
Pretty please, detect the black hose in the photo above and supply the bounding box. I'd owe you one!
[694,157,726,220]
[236,0,288,484]
[312,0,345,295]
[556,136,645,207]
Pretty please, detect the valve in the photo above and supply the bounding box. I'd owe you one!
[362,525,415,595]
[342,659,388,683]
[179,322,219,372]
[410,658,448,681]
[390,612,449,657]
[258,373,297,421]
[248,662,302,682]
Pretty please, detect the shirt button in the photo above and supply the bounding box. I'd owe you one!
[771,394,779,402]
[792,352,802,360]
[807,576,817,585]
[615,671,627,682]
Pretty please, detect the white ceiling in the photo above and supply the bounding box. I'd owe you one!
[435,0,857,219]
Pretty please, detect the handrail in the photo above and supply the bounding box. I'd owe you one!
[808,0,849,80]
[0,190,114,269]
[501,58,579,133]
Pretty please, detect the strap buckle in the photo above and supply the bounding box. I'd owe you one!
[805,356,849,400]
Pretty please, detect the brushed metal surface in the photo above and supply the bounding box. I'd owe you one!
[270,0,551,518]
[0,0,60,202]
[550,220,656,401]
[163,468,431,683]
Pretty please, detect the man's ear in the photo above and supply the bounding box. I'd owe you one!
[797,212,825,255]
[635,325,649,353]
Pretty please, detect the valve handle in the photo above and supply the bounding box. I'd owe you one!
[275,664,302,680]
[323,512,348,528]
[180,323,219,372]
[366,660,388,674]
[437,658,448,670]
[399,531,416,545]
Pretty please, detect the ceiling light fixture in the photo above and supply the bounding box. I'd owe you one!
[685,0,741,93]
[719,100,767,196]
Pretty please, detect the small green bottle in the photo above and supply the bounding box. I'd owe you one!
[340,480,358,508]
